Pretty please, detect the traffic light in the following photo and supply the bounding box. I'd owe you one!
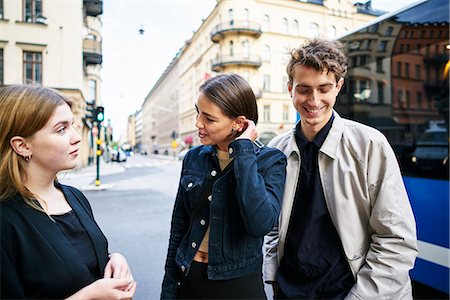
[94,106,105,123]
[85,101,95,121]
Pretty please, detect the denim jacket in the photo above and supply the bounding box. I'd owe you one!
[161,139,287,299]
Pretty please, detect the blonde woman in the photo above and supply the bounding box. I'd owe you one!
[0,85,136,299]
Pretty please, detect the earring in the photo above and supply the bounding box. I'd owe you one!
[24,154,32,161]
[231,128,236,133]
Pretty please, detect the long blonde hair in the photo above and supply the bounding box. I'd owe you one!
[0,85,71,208]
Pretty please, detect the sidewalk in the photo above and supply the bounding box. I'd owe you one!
[58,161,126,190]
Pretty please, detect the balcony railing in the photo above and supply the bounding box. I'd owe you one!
[211,21,262,43]
[83,38,102,65]
[84,0,103,17]
[211,54,261,72]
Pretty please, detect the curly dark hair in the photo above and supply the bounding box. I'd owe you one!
[286,38,348,85]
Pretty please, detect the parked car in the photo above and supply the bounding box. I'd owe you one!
[111,149,127,162]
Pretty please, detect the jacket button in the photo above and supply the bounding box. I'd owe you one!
[211,170,217,176]
[200,219,206,226]
[181,265,186,272]
[228,148,233,154]
[191,242,197,248]
[207,195,212,201]
[187,182,193,188]
[177,281,181,286]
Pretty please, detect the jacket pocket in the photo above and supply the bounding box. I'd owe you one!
[180,173,205,192]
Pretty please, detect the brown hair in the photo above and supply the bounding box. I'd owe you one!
[0,85,71,207]
[286,38,348,85]
[199,73,258,124]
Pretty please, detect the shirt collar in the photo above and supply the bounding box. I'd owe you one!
[295,114,335,150]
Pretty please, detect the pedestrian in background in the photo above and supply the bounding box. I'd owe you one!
[161,73,287,299]
[264,38,417,299]
[0,85,137,299]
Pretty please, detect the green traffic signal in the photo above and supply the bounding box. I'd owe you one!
[95,106,105,123]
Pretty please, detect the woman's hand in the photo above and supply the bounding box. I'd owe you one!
[104,253,133,281]
[66,278,137,300]
[235,119,258,141]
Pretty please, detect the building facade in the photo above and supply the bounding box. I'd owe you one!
[0,0,103,167]
[139,0,382,154]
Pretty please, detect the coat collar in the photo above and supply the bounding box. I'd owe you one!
[285,110,344,160]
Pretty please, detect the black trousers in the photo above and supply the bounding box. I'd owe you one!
[177,261,266,299]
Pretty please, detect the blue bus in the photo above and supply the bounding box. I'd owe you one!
[337,0,449,297]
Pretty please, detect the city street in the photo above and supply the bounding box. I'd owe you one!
[59,154,181,299]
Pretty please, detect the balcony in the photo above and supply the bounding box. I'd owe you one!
[83,38,102,65]
[84,0,103,17]
[211,54,261,72]
[211,21,262,43]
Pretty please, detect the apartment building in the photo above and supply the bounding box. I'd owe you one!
[0,0,103,167]
[139,0,382,154]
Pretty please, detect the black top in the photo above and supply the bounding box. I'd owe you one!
[277,116,355,299]
[52,210,100,280]
[1,183,109,299]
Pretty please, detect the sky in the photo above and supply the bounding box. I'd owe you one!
[101,0,419,140]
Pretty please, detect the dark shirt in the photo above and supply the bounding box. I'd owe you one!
[277,116,355,299]
[52,210,100,280]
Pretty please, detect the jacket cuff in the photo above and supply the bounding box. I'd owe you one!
[263,261,278,283]
[228,139,254,157]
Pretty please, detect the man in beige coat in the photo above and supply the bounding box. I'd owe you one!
[264,38,417,299]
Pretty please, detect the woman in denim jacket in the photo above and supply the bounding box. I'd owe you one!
[161,74,287,299]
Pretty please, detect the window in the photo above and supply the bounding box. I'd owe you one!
[282,46,290,63]
[262,14,270,31]
[415,44,420,54]
[308,23,319,38]
[376,57,383,73]
[0,49,3,84]
[292,20,299,36]
[385,26,393,36]
[241,71,249,82]
[282,76,288,93]
[0,0,3,19]
[243,8,249,26]
[282,105,289,122]
[262,44,270,62]
[405,90,411,107]
[263,75,270,91]
[398,90,404,108]
[397,62,402,77]
[228,9,234,26]
[24,0,43,23]
[377,82,384,104]
[328,25,337,38]
[417,92,423,108]
[405,63,410,78]
[89,79,97,103]
[229,41,234,57]
[242,40,249,59]
[263,104,270,122]
[415,64,421,80]
[23,51,42,84]
[282,18,288,34]
[378,41,387,52]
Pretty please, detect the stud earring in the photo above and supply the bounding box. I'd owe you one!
[24,154,32,161]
